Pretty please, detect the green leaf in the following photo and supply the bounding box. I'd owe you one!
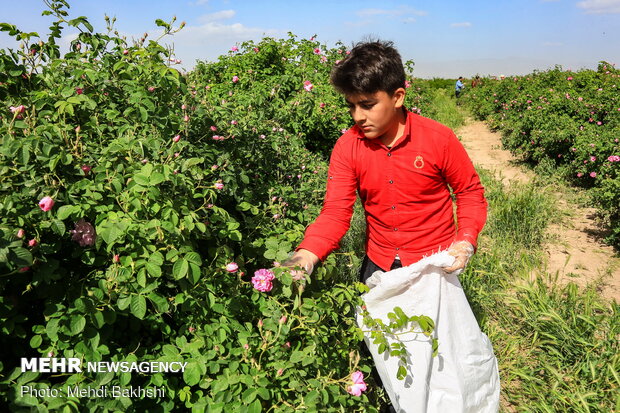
[185,252,202,266]
[51,219,66,236]
[69,315,86,336]
[183,362,202,386]
[130,295,147,320]
[134,174,150,186]
[29,335,42,348]
[172,258,189,280]
[150,172,165,186]
[397,365,407,380]
[242,388,257,404]
[145,262,162,277]
[56,205,75,220]
[289,350,305,364]
[247,399,262,413]
[10,247,33,267]
[117,295,131,311]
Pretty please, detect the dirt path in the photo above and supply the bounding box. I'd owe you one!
[457,120,620,302]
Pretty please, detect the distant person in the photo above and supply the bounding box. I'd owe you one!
[455,76,465,98]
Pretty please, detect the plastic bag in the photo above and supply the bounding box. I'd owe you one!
[357,251,500,412]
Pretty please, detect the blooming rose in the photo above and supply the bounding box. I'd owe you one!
[10,105,25,114]
[226,262,239,273]
[347,371,368,396]
[231,46,238,52]
[303,81,313,92]
[232,75,239,83]
[38,196,55,212]
[251,269,275,292]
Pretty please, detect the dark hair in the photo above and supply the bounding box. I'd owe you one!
[330,39,405,96]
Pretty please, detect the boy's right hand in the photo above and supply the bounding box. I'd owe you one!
[281,249,319,275]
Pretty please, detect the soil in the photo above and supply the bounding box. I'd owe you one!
[457,120,620,303]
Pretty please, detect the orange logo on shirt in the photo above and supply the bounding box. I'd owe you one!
[414,156,424,169]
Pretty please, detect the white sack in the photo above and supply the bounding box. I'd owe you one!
[357,251,500,412]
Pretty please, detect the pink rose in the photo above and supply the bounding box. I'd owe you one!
[253,47,259,53]
[75,87,83,95]
[17,229,25,238]
[28,239,38,247]
[251,269,275,292]
[303,81,313,92]
[232,75,239,83]
[313,48,321,54]
[173,135,180,142]
[148,86,155,92]
[279,315,287,324]
[81,165,91,174]
[214,182,224,190]
[184,115,190,122]
[347,371,367,396]
[590,172,597,178]
[231,46,239,52]
[123,49,129,55]
[113,254,120,263]
[10,105,25,114]
[38,196,55,212]
[226,262,239,273]
[210,126,217,131]
[18,267,30,273]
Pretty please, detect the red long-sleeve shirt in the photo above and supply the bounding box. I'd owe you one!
[297,110,487,271]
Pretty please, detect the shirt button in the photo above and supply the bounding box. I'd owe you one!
[394,228,398,231]
[389,180,393,184]
[387,153,392,157]
[392,205,396,210]
[396,247,400,251]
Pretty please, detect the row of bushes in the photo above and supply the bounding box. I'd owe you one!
[464,63,620,246]
[0,1,443,411]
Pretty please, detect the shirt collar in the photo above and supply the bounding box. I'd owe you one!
[352,108,412,149]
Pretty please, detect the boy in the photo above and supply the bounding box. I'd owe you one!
[285,40,487,281]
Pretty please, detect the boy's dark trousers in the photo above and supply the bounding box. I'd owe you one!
[358,256,402,413]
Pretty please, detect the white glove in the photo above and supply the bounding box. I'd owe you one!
[443,241,474,273]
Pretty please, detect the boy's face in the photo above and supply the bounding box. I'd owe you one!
[345,88,406,141]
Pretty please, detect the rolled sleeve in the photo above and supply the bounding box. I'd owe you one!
[441,131,488,248]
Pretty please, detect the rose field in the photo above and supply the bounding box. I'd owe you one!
[0,2,618,412]
[464,66,620,247]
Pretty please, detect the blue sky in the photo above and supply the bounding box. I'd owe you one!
[1,0,619,78]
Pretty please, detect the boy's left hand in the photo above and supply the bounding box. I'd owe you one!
[442,241,474,273]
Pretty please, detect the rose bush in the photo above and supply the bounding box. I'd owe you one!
[0,2,435,411]
[464,64,620,247]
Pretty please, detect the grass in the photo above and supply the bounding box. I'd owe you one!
[463,169,619,412]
